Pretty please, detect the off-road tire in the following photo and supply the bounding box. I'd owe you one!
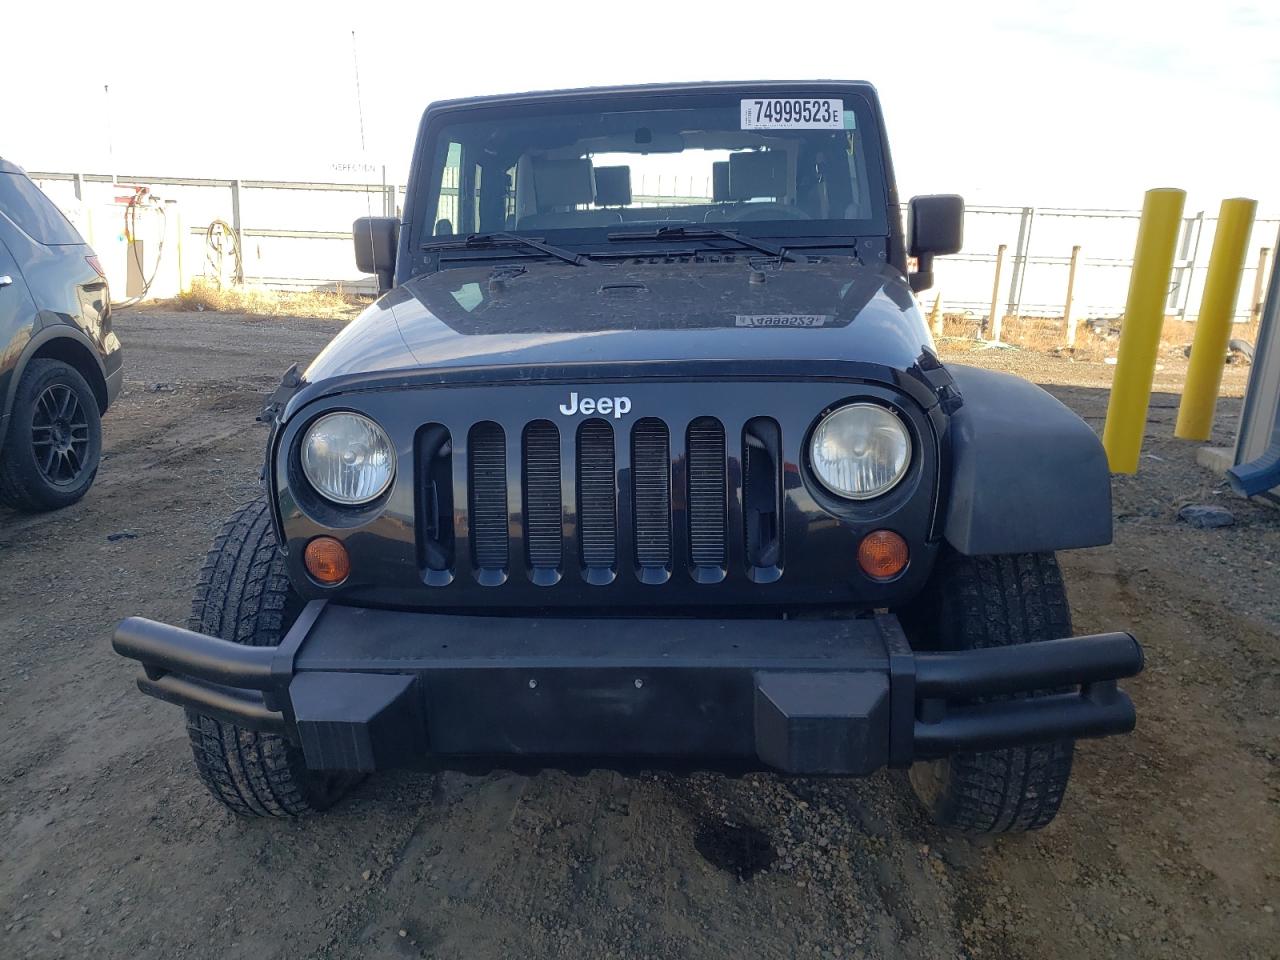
[904,550,1075,834]
[185,499,355,817]
[0,359,102,512]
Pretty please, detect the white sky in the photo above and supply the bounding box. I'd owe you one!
[3,0,1277,213]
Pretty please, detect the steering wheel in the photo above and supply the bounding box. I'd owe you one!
[728,203,812,222]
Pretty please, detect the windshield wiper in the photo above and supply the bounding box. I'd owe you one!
[606,225,801,263]
[422,232,587,266]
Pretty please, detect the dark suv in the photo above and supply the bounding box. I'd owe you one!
[0,159,123,511]
[114,82,1142,834]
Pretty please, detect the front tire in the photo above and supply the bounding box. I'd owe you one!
[903,550,1076,834]
[0,359,102,512]
[185,499,355,817]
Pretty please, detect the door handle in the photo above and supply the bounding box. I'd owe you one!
[0,275,14,287]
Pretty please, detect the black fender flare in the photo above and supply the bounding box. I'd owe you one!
[942,364,1112,555]
[1,323,109,428]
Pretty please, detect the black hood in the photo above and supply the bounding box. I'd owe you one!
[302,256,936,387]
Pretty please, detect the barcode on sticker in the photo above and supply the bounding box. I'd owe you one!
[735,314,833,327]
[741,98,847,130]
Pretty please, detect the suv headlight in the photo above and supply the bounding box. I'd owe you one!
[300,412,396,505]
[810,403,911,500]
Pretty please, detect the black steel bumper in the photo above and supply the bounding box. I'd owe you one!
[112,603,1143,775]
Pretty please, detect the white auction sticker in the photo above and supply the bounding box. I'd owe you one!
[741,98,847,130]
[735,314,833,328]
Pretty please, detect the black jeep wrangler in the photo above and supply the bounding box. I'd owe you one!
[114,81,1142,834]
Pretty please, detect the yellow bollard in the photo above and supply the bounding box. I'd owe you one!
[1175,198,1257,440]
[1102,188,1186,473]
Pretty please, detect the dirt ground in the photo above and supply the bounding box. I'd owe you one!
[1,308,1276,960]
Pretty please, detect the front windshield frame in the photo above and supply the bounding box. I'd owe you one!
[407,85,892,264]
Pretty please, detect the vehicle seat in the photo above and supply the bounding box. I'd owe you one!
[728,151,787,202]
[519,158,620,229]
[703,161,732,221]
[594,166,632,207]
[705,154,790,220]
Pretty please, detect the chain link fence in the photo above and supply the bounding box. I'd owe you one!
[29,170,1275,323]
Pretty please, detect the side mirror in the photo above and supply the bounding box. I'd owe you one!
[353,217,399,293]
[907,194,964,293]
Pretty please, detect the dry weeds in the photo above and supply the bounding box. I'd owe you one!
[163,278,371,320]
[936,311,1259,363]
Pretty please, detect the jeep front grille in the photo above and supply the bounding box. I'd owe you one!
[421,414,784,587]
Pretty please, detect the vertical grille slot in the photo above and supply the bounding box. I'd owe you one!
[632,418,671,573]
[687,417,727,571]
[417,424,454,580]
[577,419,616,571]
[468,422,508,574]
[523,420,562,573]
[743,417,783,572]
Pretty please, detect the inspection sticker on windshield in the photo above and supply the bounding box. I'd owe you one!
[741,98,848,130]
[736,314,833,328]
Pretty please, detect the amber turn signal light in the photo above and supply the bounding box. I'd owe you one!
[857,530,909,581]
[304,536,351,585]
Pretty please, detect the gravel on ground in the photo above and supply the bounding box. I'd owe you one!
[0,308,1275,960]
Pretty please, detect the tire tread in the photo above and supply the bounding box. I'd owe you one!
[910,550,1075,834]
[183,499,348,818]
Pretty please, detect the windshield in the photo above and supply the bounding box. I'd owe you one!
[415,89,889,251]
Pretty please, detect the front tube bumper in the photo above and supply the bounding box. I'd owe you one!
[112,605,1142,774]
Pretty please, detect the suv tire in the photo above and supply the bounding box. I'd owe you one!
[903,550,1075,834]
[185,499,356,817]
[0,359,102,512]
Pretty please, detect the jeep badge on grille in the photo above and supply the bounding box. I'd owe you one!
[559,392,632,419]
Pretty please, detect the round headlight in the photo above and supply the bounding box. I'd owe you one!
[301,412,396,505]
[810,403,911,500]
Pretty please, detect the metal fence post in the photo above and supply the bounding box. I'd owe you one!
[1177,211,1205,319]
[1006,206,1032,314]
[988,244,1007,342]
[1250,247,1272,322]
[73,174,89,246]
[929,291,945,338]
[1171,214,1193,315]
[1064,245,1083,346]
[1013,207,1036,323]
[175,208,187,294]
[230,179,246,283]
